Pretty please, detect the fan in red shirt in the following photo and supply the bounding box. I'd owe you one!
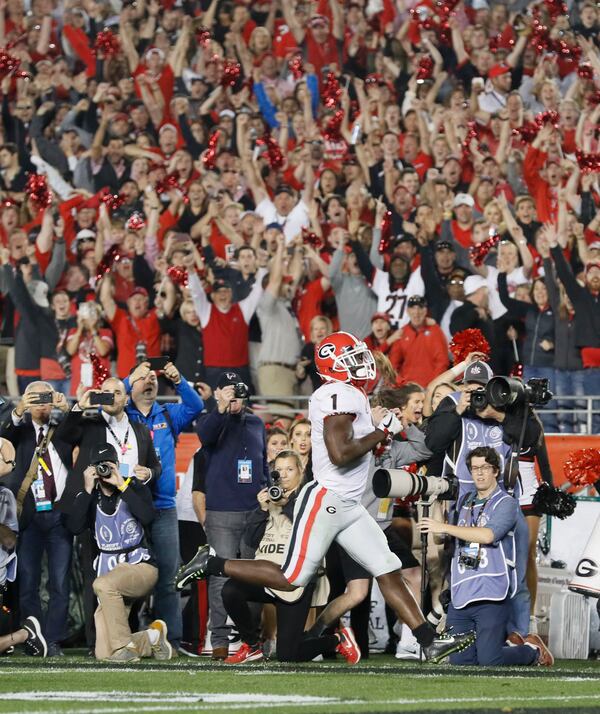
[523,125,563,224]
[389,296,449,387]
[98,279,160,379]
[449,193,476,248]
[364,312,402,356]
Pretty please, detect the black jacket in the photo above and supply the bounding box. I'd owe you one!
[543,258,583,371]
[0,412,73,529]
[550,246,600,350]
[54,409,161,513]
[424,396,542,476]
[498,273,555,368]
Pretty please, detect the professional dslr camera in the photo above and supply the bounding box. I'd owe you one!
[470,376,553,412]
[268,470,284,502]
[233,382,249,399]
[372,469,458,502]
[95,462,114,480]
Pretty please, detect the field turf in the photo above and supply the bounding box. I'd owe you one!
[1,654,600,714]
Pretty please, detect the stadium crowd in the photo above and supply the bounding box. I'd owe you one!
[0,0,598,665]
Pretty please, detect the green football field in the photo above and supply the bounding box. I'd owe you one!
[1,655,600,714]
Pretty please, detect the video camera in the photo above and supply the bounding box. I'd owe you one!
[470,376,553,412]
[372,469,458,502]
[268,470,284,502]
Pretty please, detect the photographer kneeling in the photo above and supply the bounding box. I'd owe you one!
[418,447,552,667]
[221,450,355,664]
[64,443,172,663]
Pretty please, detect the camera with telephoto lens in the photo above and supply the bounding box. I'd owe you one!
[372,469,458,501]
[95,462,113,480]
[268,470,284,502]
[470,376,553,412]
[233,382,249,399]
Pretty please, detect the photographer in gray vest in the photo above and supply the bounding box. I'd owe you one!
[424,360,541,637]
[63,442,171,664]
[418,447,553,667]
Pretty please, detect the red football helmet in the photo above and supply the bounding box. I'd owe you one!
[315,331,376,384]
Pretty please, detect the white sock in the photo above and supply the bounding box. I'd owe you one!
[147,628,160,645]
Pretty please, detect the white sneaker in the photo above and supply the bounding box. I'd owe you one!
[395,624,420,660]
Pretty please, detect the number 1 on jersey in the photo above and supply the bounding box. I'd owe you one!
[331,394,338,411]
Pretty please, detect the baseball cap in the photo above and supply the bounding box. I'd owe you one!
[309,14,330,27]
[212,278,232,291]
[217,370,242,389]
[435,240,455,252]
[89,442,119,466]
[219,109,235,119]
[588,241,600,251]
[75,229,96,241]
[488,63,511,79]
[395,234,418,247]
[265,222,284,232]
[585,261,600,273]
[453,193,475,208]
[159,123,178,134]
[129,286,149,298]
[407,295,427,308]
[371,312,392,324]
[113,113,129,123]
[472,0,490,9]
[463,360,493,385]
[463,274,488,295]
[274,184,294,196]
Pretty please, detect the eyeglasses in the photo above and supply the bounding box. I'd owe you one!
[470,464,495,474]
[16,105,33,110]
[0,455,16,470]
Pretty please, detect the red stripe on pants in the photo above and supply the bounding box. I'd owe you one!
[286,487,327,584]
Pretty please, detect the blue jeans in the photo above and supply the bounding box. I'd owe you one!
[554,369,587,433]
[582,368,600,434]
[204,509,257,649]
[507,510,530,637]
[447,600,538,666]
[150,508,182,645]
[18,510,73,644]
[523,366,558,432]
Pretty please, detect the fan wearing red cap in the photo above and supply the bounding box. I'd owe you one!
[478,63,513,114]
[98,274,161,379]
[364,312,401,356]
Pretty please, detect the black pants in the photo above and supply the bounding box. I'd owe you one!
[222,579,338,662]
[179,521,208,653]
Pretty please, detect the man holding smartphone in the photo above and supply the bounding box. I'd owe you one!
[124,360,203,655]
[0,382,72,656]
[55,378,161,652]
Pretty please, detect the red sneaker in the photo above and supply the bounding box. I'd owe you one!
[224,642,264,664]
[525,634,554,666]
[336,627,361,665]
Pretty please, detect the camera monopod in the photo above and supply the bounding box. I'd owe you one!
[417,496,435,662]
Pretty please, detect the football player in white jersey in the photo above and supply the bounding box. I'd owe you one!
[176,332,474,663]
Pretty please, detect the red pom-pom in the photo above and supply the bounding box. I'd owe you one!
[100,189,125,213]
[416,56,434,84]
[256,131,284,170]
[95,245,121,282]
[93,30,120,58]
[578,64,594,81]
[25,173,53,210]
[202,130,221,170]
[378,211,392,254]
[322,109,344,141]
[564,449,600,488]
[510,362,524,379]
[167,265,189,289]
[126,213,146,231]
[449,328,491,364]
[156,171,181,195]
[0,48,20,80]
[302,228,324,251]
[195,26,212,48]
[288,53,304,80]
[575,150,600,174]
[91,352,111,389]
[512,121,539,143]
[535,110,560,130]
[469,228,500,267]
[221,59,241,88]
[323,72,342,109]
[543,0,568,19]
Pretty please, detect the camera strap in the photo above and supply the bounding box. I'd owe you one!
[504,403,529,494]
[16,426,56,517]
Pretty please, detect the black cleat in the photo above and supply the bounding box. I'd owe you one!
[175,545,213,590]
[423,630,475,664]
[23,616,48,657]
